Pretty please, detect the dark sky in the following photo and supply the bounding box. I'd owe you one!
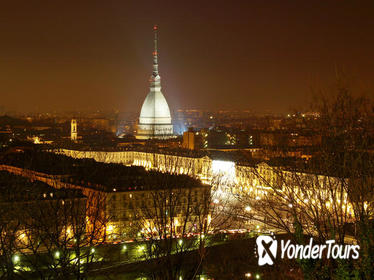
[1,0,373,113]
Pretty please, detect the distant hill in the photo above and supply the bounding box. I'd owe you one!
[0,115,29,126]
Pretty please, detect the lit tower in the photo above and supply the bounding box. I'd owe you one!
[136,25,174,140]
[71,119,77,141]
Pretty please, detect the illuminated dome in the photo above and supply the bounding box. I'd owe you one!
[136,25,174,140]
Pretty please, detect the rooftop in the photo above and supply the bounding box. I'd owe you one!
[1,150,207,193]
[0,170,84,202]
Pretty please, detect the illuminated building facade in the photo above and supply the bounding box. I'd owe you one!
[136,25,174,140]
[5,148,358,238]
[103,186,208,240]
[182,128,203,150]
[59,148,212,183]
[57,148,358,219]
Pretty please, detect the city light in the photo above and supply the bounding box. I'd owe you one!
[212,160,236,187]
[13,255,20,263]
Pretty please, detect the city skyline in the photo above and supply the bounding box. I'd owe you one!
[0,2,373,277]
[1,0,374,114]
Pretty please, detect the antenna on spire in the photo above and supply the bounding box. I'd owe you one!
[152,25,159,76]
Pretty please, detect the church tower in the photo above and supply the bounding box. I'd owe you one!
[136,25,174,140]
[71,119,77,141]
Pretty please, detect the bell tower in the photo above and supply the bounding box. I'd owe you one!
[71,119,78,141]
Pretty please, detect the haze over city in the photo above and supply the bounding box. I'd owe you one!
[1,0,373,113]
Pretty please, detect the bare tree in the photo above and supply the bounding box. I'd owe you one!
[0,151,112,279]
[238,83,374,279]
[128,154,238,280]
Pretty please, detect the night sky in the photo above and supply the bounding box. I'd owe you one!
[1,0,373,113]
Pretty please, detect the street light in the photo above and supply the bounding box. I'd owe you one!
[13,255,20,263]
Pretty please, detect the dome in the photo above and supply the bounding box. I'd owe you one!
[139,77,171,125]
[136,76,174,139]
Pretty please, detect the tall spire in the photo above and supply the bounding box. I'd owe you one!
[152,25,159,76]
